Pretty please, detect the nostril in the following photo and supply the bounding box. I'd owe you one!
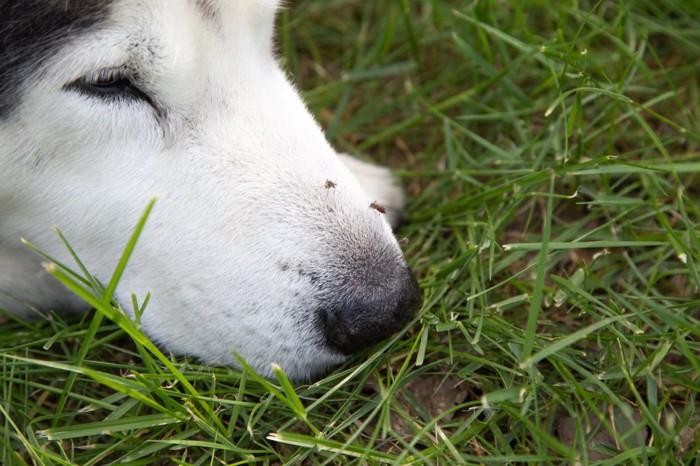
[322,266,422,355]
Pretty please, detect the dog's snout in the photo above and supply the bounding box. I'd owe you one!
[323,266,422,354]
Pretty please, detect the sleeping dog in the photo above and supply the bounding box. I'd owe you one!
[0,0,421,380]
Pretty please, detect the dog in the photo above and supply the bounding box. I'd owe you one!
[0,0,421,380]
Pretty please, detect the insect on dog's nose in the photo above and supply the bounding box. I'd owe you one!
[323,266,422,354]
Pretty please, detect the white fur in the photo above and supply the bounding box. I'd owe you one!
[0,0,410,380]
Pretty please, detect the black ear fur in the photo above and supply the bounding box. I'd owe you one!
[0,0,110,118]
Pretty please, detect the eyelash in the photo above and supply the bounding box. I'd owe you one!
[65,67,157,110]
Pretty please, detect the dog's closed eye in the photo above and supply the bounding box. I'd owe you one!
[65,67,158,111]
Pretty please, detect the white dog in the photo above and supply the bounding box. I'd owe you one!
[0,0,421,380]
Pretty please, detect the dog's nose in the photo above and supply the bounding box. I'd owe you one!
[323,266,422,354]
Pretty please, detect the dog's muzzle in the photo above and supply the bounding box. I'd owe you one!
[321,265,422,354]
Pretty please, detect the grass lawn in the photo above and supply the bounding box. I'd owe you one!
[2,0,699,464]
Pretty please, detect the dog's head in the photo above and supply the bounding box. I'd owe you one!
[0,0,421,380]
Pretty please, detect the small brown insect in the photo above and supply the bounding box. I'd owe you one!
[399,236,410,246]
[369,201,386,214]
[324,179,337,189]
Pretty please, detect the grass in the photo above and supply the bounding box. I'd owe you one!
[2,0,699,463]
